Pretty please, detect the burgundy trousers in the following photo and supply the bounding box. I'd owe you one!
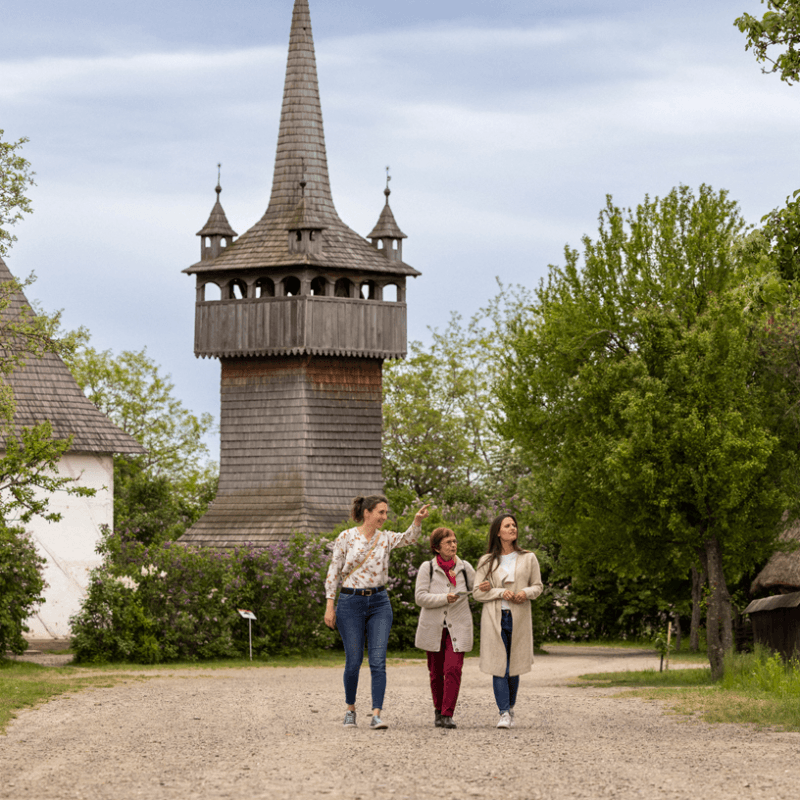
[426,627,465,717]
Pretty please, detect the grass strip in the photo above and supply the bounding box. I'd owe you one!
[577,659,800,732]
[0,660,137,735]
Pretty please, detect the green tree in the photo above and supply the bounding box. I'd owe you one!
[66,346,213,481]
[0,131,35,259]
[497,185,800,678]
[736,0,800,84]
[383,295,531,513]
[63,343,217,544]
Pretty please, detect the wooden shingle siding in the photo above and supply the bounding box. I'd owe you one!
[180,1,416,548]
[194,296,407,359]
[180,355,383,547]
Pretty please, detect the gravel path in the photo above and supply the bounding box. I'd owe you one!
[2,646,799,800]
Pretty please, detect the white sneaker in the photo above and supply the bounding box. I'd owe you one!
[497,712,512,729]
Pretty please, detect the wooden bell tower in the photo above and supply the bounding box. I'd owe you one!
[181,0,419,547]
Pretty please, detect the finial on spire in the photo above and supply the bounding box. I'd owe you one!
[300,158,307,195]
[216,163,222,196]
[385,166,391,200]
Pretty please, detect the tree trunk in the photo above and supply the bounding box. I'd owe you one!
[690,564,706,652]
[704,535,733,681]
[673,613,682,652]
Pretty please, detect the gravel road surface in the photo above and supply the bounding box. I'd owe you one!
[2,646,799,800]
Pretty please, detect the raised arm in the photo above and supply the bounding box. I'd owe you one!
[388,504,431,548]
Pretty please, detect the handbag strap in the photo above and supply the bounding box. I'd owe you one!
[343,529,381,583]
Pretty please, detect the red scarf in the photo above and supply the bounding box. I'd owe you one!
[436,555,457,586]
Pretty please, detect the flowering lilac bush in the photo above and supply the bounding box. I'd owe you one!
[71,496,575,664]
[71,526,336,663]
[0,524,46,656]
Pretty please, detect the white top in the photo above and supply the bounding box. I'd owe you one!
[499,552,518,610]
[324,523,422,599]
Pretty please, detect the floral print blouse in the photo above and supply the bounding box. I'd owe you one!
[324,523,422,599]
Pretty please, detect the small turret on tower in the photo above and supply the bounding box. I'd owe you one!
[286,175,327,256]
[368,168,407,263]
[196,165,238,262]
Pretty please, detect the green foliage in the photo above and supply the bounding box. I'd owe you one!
[112,457,217,546]
[736,0,800,84]
[58,340,217,543]
[0,130,35,258]
[70,527,336,663]
[65,345,214,481]
[760,189,800,281]
[0,523,46,655]
[497,185,800,674]
[722,644,800,695]
[383,292,532,513]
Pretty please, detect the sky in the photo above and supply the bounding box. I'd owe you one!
[2,0,798,462]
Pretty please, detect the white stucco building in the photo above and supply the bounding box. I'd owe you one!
[1,256,144,641]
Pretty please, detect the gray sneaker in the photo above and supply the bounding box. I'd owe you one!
[343,710,356,727]
[496,712,512,729]
[370,715,388,730]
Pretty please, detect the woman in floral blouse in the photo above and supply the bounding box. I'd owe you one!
[324,495,430,730]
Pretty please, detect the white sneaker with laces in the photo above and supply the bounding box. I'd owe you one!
[496,712,512,729]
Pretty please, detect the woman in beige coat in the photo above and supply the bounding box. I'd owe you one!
[473,513,543,729]
[414,527,489,729]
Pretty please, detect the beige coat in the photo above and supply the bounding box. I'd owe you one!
[473,551,543,677]
[414,557,476,653]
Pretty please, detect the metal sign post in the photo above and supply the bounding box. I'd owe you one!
[237,609,257,660]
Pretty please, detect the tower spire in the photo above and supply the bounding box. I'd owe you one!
[266,0,338,222]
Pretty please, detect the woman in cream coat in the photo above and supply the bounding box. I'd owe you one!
[473,513,543,729]
[414,527,489,729]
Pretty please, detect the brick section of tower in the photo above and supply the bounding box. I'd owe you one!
[180,356,383,547]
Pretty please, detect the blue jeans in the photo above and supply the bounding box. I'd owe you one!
[492,609,519,714]
[336,591,393,709]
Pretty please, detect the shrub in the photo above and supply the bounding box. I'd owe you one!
[70,527,335,663]
[0,523,46,656]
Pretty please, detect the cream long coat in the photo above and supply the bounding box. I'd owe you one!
[414,557,476,653]
[472,551,543,677]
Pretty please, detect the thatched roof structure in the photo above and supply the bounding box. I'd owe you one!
[751,519,800,595]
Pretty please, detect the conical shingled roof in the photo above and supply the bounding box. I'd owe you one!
[287,183,327,231]
[368,187,408,240]
[0,257,145,455]
[751,520,800,594]
[197,185,238,238]
[185,0,418,277]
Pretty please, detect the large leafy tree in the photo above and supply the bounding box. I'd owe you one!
[383,298,529,513]
[63,344,217,545]
[497,185,800,678]
[736,0,800,84]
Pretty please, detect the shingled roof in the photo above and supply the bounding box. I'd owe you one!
[0,257,145,455]
[751,519,800,595]
[368,187,407,241]
[185,0,418,278]
[196,183,238,239]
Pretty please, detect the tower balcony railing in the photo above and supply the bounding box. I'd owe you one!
[194,294,407,359]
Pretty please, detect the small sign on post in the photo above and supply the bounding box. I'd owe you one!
[237,609,257,660]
